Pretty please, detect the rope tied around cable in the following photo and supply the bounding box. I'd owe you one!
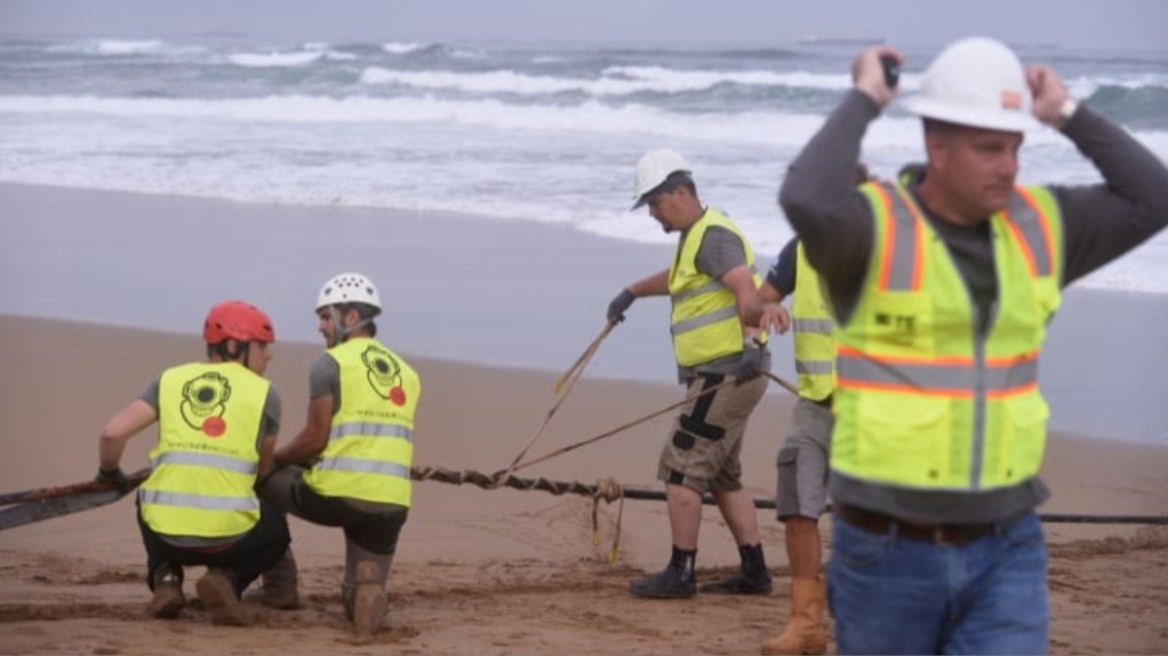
[591,477,624,564]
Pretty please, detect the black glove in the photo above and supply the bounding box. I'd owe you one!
[734,343,766,384]
[607,288,636,324]
[95,466,132,494]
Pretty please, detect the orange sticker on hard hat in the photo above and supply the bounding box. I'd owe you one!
[1001,91,1022,110]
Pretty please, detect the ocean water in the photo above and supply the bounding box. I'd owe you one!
[1,36,1167,294]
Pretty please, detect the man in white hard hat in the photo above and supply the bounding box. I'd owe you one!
[607,149,773,599]
[257,272,422,636]
[779,37,1168,654]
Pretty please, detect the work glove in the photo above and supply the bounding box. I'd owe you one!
[734,343,766,384]
[607,288,636,324]
[95,466,132,494]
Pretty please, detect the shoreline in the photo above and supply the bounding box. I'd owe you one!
[2,181,1166,443]
[1,310,1158,451]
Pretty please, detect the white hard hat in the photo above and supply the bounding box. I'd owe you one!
[316,272,382,314]
[901,37,1041,132]
[632,148,692,209]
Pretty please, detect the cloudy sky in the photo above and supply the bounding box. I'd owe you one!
[2,0,1165,52]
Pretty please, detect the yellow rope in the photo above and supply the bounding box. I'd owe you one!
[590,477,624,564]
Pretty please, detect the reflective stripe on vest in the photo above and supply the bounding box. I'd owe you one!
[314,457,412,479]
[670,305,739,336]
[668,207,766,367]
[832,181,1063,492]
[793,318,834,334]
[328,422,415,442]
[302,338,421,506]
[150,451,258,475]
[140,362,268,538]
[792,242,836,401]
[836,346,1039,397]
[670,265,760,305]
[138,489,261,512]
[796,360,834,376]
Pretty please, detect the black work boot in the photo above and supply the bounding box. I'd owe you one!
[629,547,697,599]
[700,543,773,595]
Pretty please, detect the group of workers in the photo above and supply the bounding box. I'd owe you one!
[92,36,1168,655]
[97,273,417,634]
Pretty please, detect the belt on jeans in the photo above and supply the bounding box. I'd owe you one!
[836,503,1015,546]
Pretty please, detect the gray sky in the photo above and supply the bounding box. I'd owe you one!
[1,0,1166,52]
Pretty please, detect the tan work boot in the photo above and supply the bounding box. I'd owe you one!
[351,561,387,635]
[244,549,300,609]
[147,573,186,619]
[196,568,252,626]
[760,576,828,655]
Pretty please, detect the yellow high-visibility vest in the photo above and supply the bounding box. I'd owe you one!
[669,207,766,368]
[303,338,421,506]
[831,181,1063,491]
[141,362,268,538]
[792,242,835,401]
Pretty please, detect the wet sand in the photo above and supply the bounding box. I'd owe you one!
[1,316,1166,655]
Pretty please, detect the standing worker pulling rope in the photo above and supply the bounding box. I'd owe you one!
[603,148,776,599]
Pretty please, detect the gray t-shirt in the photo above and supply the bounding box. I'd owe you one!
[694,225,749,280]
[675,221,772,382]
[308,353,342,416]
[780,90,1168,524]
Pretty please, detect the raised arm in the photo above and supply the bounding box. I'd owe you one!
[779,47,903,324]
[1027,66,1168,284]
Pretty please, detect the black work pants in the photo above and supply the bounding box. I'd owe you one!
[137,499,291,596]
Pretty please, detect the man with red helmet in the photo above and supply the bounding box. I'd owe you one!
[257,272,421,636]
[95,300,290,626]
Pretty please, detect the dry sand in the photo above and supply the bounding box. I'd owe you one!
[1,315,1166,655]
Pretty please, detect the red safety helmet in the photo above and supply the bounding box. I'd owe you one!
[203,301,276,345]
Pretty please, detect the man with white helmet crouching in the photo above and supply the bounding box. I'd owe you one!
[257,272,422,636]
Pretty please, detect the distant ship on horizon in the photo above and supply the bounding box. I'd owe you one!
[798,33,885,46]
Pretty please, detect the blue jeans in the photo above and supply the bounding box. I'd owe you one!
[828,511,1049,655]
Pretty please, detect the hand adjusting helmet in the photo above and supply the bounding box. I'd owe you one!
[901,36,1041,132]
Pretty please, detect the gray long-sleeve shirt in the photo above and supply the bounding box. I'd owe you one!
[781,90,1168,524]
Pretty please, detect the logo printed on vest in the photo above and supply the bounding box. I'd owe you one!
[361,345,407,406]
[179,372,232,437]
[875,312,917,332]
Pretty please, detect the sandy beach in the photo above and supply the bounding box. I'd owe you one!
[1,315,1166,655]
[1,182,1167,654]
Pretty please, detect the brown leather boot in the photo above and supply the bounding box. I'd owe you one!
[352,561,387,635]
[196,568,252,627]
[244,548,300,609]
[760,576,828,655]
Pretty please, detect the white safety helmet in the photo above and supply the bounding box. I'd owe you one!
[315,272,382,315]
[901,37,1041,132]
[632,148,692,209]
